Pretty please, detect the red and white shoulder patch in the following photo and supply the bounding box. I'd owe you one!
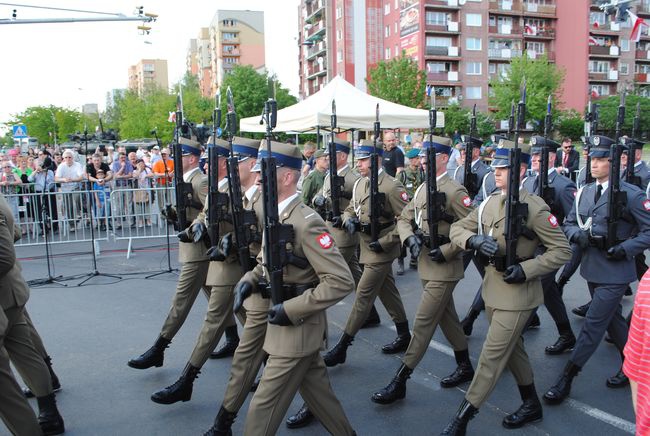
[644,200,650,211]
[548,214,559,228]
[400,191,409,202]
[462,196,472,207]
[317,232,334,249]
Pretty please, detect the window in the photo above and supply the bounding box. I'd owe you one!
[337,50,343,63]
[395,44,400,57]
[385,48,391,59]
[395,0,399,9]
[589,60,610,73]
[427,62,448,73]
[466,62,482,75]
[621,63,629,75]
[426,11,447,26]
[385,25,390,37]
[590,84,610,96]
[621,39,630,52]
[336,6,342,19]
[395,22,398,33]
[224,57,238,64]
[466,13,482,27]
[222,32,237,40]
[426,36,452,47]
[589,11,607,26]
[466,86,482,99]
[525,41,545,53]
[466,37,482,50]
[384,3,390,14]
[336,29,343,41]
[143,63,155,72]
[489,63,496,74]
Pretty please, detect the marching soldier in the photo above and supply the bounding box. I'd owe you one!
[397,147,425,272]
[0,193,65,435]
[322,140,412,367]
[620,137,650,192]
[522,136,578,354]
[236,141,356,436]
[543,135,650,405]
[149,137,259,405]
[127,136,211,371]
[371,137,475,405]
[442,140,571,434]
[301,149,328,205]
[453,135,492,191]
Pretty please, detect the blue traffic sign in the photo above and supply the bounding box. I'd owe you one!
[12,125,28,138]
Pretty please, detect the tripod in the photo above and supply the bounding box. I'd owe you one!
[28,177,68,288]
[146,151,178,279]
[76,130,122,286]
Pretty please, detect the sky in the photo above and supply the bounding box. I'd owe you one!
[0,0,300,132]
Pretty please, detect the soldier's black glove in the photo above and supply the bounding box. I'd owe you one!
[191,221,208,244]
[369,240,384,253]
[177,228,192,243]
[233,280,255,314]
[162,205,177,224]
[313,194,326,208]
[571,231,589,249]
[404,235,421,259]
[467,235,498,257]
[344,217,359,235]
[503,264,527,284]
[268,304,292,326]
[219,232,234,257]
[429,247,446,263]
[607,244,627,260]
[331,215,344,228]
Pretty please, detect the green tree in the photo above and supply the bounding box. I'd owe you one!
[556,109,585,141]
[489,54,564,132]
[366,52,427,108]
[590,94,650,139]
[9,106,81,145]
[440,104,495,139]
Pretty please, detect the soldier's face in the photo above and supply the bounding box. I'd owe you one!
[591,156,609,180]
[494,164,527,189]
[531,154,541,172]
[621,153,628,167]
[356,157,371,177]
[409,157,419,167]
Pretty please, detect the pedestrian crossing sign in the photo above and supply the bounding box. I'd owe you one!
[12,125,27,138]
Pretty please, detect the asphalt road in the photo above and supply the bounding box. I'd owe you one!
[10,237,637,436]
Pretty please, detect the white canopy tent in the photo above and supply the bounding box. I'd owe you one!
[239,76,444,133]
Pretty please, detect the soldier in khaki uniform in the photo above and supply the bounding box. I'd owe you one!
[149,137,259,404]
[323,141,411,367]
[441,141,572,435]
[372,137,475,405]
[236,141,356,436]
[0,193,65,435]
[128,136,211,371]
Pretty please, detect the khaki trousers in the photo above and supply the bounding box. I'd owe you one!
[465,307,535,407]
[243,352,354,436]
[403,280,467,369]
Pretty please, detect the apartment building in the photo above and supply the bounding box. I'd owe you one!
[186,28,212,97]
[127,59,169,96]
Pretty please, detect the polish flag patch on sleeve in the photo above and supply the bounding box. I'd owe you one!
[317,232,334,249]
[462,196,472,207]
[400,191,409,202]
[548,214,559,228]
[644,200,650,211]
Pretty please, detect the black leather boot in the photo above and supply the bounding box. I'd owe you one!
[210,326,240,359]
[371,363,413,404]
[360,304,381,329]
[151,363,201,404]
[128,336,171,369]
[460,309,480,336]
[323,332,354,367]
[440,399,478,435]
[37,393,65,435]
[382,322,411,354]
[545,323,576,355]
[524,313,541,331]
[503,383,543,428]
[204,405,237,436]
[572,302,590,318]
[543,361,581,405]
[286,403,315,428]
[440,349,475,388]
[606,368,630,388]
[25,355,61,398]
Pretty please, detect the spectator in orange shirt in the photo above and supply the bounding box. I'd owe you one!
[152,148,174,217]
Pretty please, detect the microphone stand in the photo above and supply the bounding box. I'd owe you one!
[76,128,122,286]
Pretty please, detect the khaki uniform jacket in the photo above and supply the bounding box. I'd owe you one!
[0,194,29,311]
[245,196,353,358]
[397,174,473,281]
[343,171,409,264]
[178,169,209,264]
[450,189,571,310]
[322,166,360,249]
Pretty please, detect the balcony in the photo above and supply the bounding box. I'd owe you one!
[306,41,327,60]
[427,71,459,82]
[636,49,650,61]
[637,2,650,16]
[589,45,620,57]
[590,22,621,34]
[305,20,326,40]
[523,27,555,38]
[489,0,523,14]
[305,0,324,22]
[425,45,459,57]
[589,70,619,81]
[488,47,523,59]
[636,73,650,83]
[424,21,460,33]
[222,36,239,44]
[424,0,460,10]
[222,48,240,56]
[524,2,556,16]
[488,24,522,36]
[306,63,327,80]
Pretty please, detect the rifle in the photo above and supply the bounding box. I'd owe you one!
[504,79,531,268]
[326,99,344,223]
[426,94,450,250]
[259,81,306,305]
[463,104,479,198]
[625,102,642,187]
[606,93,628,250]
[171,86,194,231]
[508,101,515,140]
[206,90,229,257]
[370,104,386,243]
[224,87,257,273]
[585,98,598,184]
[538,95,556,213]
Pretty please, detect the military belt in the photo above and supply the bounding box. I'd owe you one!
[257,281,320,300]
[359,221,395,235]
[422,234,451,248]
[479,255,532,272]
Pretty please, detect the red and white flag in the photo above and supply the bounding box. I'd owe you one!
[630,10,649,43]
[591,88,600,98]
[524,24,536,35]
[168,111,176,123]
